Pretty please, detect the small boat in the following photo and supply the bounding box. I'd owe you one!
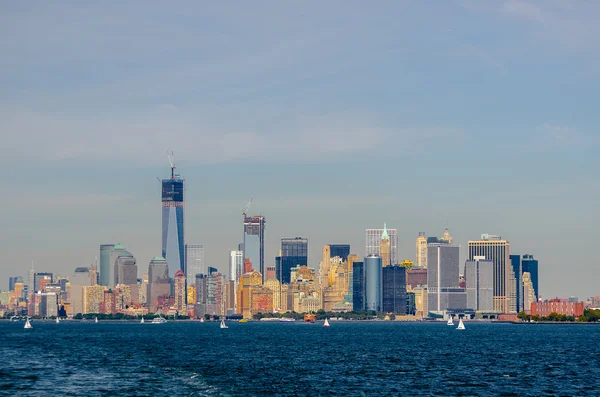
[239,319,248,323]
[56,317,60,324]
[140,317,145,324]
[457,318,465,330]
[200,317,205,323]
[323,318,330,327]
[447,317,454,326]
[220,319,228,329]
[151,316,167,324]
[279,317,296,322]
[24,318,33,329]
[95,317,98,324]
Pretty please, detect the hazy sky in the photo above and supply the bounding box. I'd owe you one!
[1,1,599,298]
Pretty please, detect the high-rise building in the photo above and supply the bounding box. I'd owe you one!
[441,228,453,244]
[277,237,308,284]
[382,265,407,314]
[329,244,350,261]
[407,268,428,290]
[416,233,427,268]
[147,256,170,312]
[229,250,244,282]
[174,270,186,312]
[509,255,523,313]
[195,274,207,306]
[162,162,185,278]
[364,255,382,312]
[69,267,95,315]
[522,272,536,313]
[243,215,266,279]
[114,248,138,302]
[8,276,23,292]
[380,224,391,267]
[366,225,398,264]
[427,244,466,313]
[34,272,53,293]
[465,257,494,311]
[83,285,106,314]
[352,262,365,311]
[468,234,511,313]
[522,254,539,301]
[99,244,115,287]
[184,244,204,287]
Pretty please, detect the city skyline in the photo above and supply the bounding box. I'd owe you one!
[1,2,599,299]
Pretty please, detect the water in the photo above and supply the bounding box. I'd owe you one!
[1,320,599,396]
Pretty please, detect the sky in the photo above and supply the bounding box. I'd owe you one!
[1,1,599,298]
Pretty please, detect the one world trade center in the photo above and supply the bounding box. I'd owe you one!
[162,152,185,278]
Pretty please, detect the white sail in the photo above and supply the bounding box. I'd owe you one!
[323,318,330,327]
[24,318,33,329]
[95,317,98,323]
[140,317,145,323]
[220,319,228,329]
[457,318,465,330]
[447,317,454,326]
[56,317,60,324]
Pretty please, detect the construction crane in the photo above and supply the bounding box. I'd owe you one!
[242,197,254,216]
[166,150,176,179]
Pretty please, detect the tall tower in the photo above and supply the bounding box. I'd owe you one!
[468,234,511,313]
[366,226,398,264]
[162,151,185,278]
[380,223,391,267]
[243,215,266,280]
[441,228,453,244]
[184,244,204,287]
[416,233,427,268]
[278,237,308,284]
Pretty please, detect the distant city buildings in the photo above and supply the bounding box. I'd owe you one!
[427,243,466,313]
[416,233,427,268]
[185,244,204,288]
[465,257,494,311]
[162,160,185,278]
[366,225,398,264]
[277,237,308,284]
[364,255,382,312]
[243,215,266,281]
[147,256,169,312]
[382,265,407,314]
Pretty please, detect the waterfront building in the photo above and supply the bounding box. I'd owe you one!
[187,286,196,307]
[237,270,263,318]
[251,286,274,314]
[139,274,148,304]
[114,284,132,311]
[427,244,466,313]
[465,258,494,311]
[416,233,427,268]
[38,292,58,318]
[364,255,382,312]
[224,279,236,315]
[69,267,95,315]
[329,244,350,261]
[522,255,539,301]
[206,271,224,316]
[229,250,243,282]
[174,270,186,312]
[413,286,428,315]
[322,257,349,312]
[243,215,266,280]
[34,272,53,293]
[264,278,283,312]
[195,274,207,305]
[319,245,331,293]
[522,272,536,314]
[509,255,523,313]
[102,290,116,314]
[352,261,365,311]
[99,244,115,287]
[147,256,170,313]
[162,163,185,278]
[114,248,138,303]
[380,224,391,267]
[298,295,321,313]
[8,276,23,293]
[184,244,204,288]
[366,226,398,264]
[382,265,407,314]
[278,237,308,284]
[83,285,106,314]
[468,234,511,313]
[531,300,584,317]
[407,267,428,290]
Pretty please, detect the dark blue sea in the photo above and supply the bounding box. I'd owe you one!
[1,320,599,396]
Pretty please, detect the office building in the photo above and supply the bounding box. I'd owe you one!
[407,267,428,290]
[229,250,244,283]
[162,162,185,278]
[329,244,350,261]
[531,300,584,317]
[465,258,494,311]
[38,292,58,318]
[366,225,398,264]
[69,267,95,315]
[522,255,539,300]
[99,244,115,287]
[147,256,170,312]
[468,234,511,313]
[522,272,536,313]
[195,274,207,306]
[427,244,466,313]
[114,249,138,303]
[509,255,523,313]
[174,270,186,312]
[441,228,453,244]
[380,224,391,267]
[184,244,204,287]
[34,272,53,293]
[83,285,106,314]
[364,255,382,312]
[243,215,266,279]
[277,237,308,284]
[8,276,23,292]
[352,262,365,311]
[382,265,407,314]
[416,233,427,268]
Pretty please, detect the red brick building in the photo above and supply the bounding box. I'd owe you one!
[531,300,584,317]
[407,268,427,289]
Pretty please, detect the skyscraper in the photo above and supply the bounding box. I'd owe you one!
[277,237,308,284]
[114,248,138,304]
[229,250,244,282]
[366,225,398,264]
[243,215,266,279]
[427,244,466,313]
[416,233,427,268]
[329,244,350,261]
[364,255,382,312]
[468,234,511,313]
[380,224,391,267]
[184,244,204,287]
[352,261,365,311]
[162,160,185,278]
[99,244,115,287]
[174,270,186,311]
[147,256,169,312]
[382,265,407,314]
[522,254,539,301]
[8,276,23,292]
[509,255,523,313]
[465,257,493,311]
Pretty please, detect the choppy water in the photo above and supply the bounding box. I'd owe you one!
[1,320,599,396]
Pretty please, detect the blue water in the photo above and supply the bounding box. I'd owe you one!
[1,320,599,396]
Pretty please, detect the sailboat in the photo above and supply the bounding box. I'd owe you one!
[56,317,60,324]
[140,317,145,324]
[200,317,205,323]
[220,319,228,329]
[457,318,465,330]
[447,316,454,326]
[323,318,330,327]
[95,317,98,324]
[24,318,33,329]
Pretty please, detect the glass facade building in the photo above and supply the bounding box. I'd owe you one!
[364,255,382,312]
[243,216,266,279]
[99,244,114,287]
[509,255,523,312]
[277,237,308,284]
[382,265,407,314]
[162,177,185,278]
[329,244,350,261]
[465,258,494,311]
[352,262,365,311]
[229,250,244,282]
[522,254,539,300]
[366,227,398,264]
[184,244,204,287]
[427,244,466,312]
